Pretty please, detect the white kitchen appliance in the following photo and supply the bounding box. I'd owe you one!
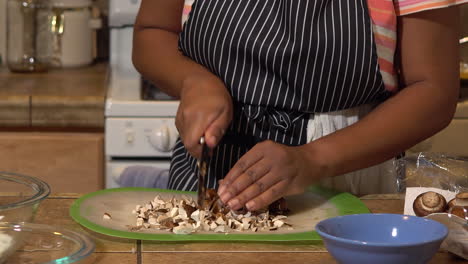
[105,0,179,188]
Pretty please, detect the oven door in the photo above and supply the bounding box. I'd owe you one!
[106,159,171,189]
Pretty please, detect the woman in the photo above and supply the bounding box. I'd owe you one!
[132,0,464,212]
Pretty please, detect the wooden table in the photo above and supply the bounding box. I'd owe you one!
[28,193,467,264]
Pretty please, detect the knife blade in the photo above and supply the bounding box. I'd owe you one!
[197,136,210,209]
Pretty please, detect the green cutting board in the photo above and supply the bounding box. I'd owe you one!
[70,186,369,242]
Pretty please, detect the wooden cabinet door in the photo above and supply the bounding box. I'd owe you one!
[0,132,104,193]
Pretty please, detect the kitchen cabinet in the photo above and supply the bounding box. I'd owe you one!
[0,63,107,193]
[0,132,104,193]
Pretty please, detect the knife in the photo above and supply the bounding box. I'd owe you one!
[197,136,210,209]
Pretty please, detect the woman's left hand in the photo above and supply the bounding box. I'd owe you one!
[217,140,321,211]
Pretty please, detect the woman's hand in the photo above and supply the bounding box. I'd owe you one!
[176,74,233,158]
[217,140,323,211]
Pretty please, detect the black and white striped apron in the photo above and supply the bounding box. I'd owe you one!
[168,0,388,191]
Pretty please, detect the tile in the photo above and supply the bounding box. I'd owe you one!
[455,99,468,118]
[90,253,138,264]
[0,63,107,128]
[360,194,403,200]
[0,95,29,127]
[48,193,83,199]
[142,252,337,264]
[33,198,137,253]
[428,252,467,264]
[0,63,107,97]
[361,199,404,214]
[78,227,137,253]
[28,63,107,97]
[34,198,77,226]
[142,242,325,253]
[31,95,104,128]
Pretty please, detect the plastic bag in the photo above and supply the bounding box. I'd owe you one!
[396,152,468,260]
[397,152,468,192]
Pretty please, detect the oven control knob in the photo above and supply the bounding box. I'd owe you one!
[148,125,176,152]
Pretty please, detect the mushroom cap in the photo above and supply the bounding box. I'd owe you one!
[446,192,468,218]
[456,192,468,200]
[448,206,467,219]
[413,191,447,217]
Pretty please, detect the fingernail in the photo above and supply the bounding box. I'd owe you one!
[210,135,217,145]
[218,185,226,195]
[220,192,232,203]
[246,201,255,211]
[228,199,240,210]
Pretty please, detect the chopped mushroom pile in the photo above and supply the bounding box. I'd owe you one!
[128,190,292,234]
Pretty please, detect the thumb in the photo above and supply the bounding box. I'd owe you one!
[204,108,232,148]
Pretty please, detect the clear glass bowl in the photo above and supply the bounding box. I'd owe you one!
[0,172,50,222]
[0,222,95,264]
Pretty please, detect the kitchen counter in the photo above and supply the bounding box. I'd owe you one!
[24,193,467,264]
[456,83,468,118]
[0,63,107,128]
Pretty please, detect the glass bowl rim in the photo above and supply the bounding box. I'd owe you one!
[0,172,51,210]
[0,222,95,264]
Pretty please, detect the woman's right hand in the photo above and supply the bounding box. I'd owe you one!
[176,74,233,158]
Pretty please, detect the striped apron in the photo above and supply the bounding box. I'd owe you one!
[168,0,392,194]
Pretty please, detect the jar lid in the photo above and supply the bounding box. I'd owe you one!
[49,0,92,8]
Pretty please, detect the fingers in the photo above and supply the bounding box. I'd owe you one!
[224,172,282,211]
[176,103,230,158]
[175,106,204,158]
[244,180,289,211]
[176,90,232,158]
[216,141,306,212]
[175,109,184,141]
[204,107,232,148]
[217,147,264,196]
[218,159,272,205]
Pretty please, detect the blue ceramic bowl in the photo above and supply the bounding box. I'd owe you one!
[315,213,448,264]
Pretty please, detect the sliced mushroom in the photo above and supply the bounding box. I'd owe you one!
[168,207,178,218]
[215,216,225,226]
[273,220,285,228]
[213,225,227,233]
[173,224,194,235]
[413,191,447,217]
[103,213,112,220]
[183,203,197,217]
[209,221,218,231]
[136,218,144,227]
[128,189,293,234]
[178,208,188,219]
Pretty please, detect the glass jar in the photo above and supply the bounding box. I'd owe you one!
[45,0,100,68]
[6,0,52,72]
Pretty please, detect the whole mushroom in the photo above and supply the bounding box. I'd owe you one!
[447,192,468,219]
[413,191,447,217]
